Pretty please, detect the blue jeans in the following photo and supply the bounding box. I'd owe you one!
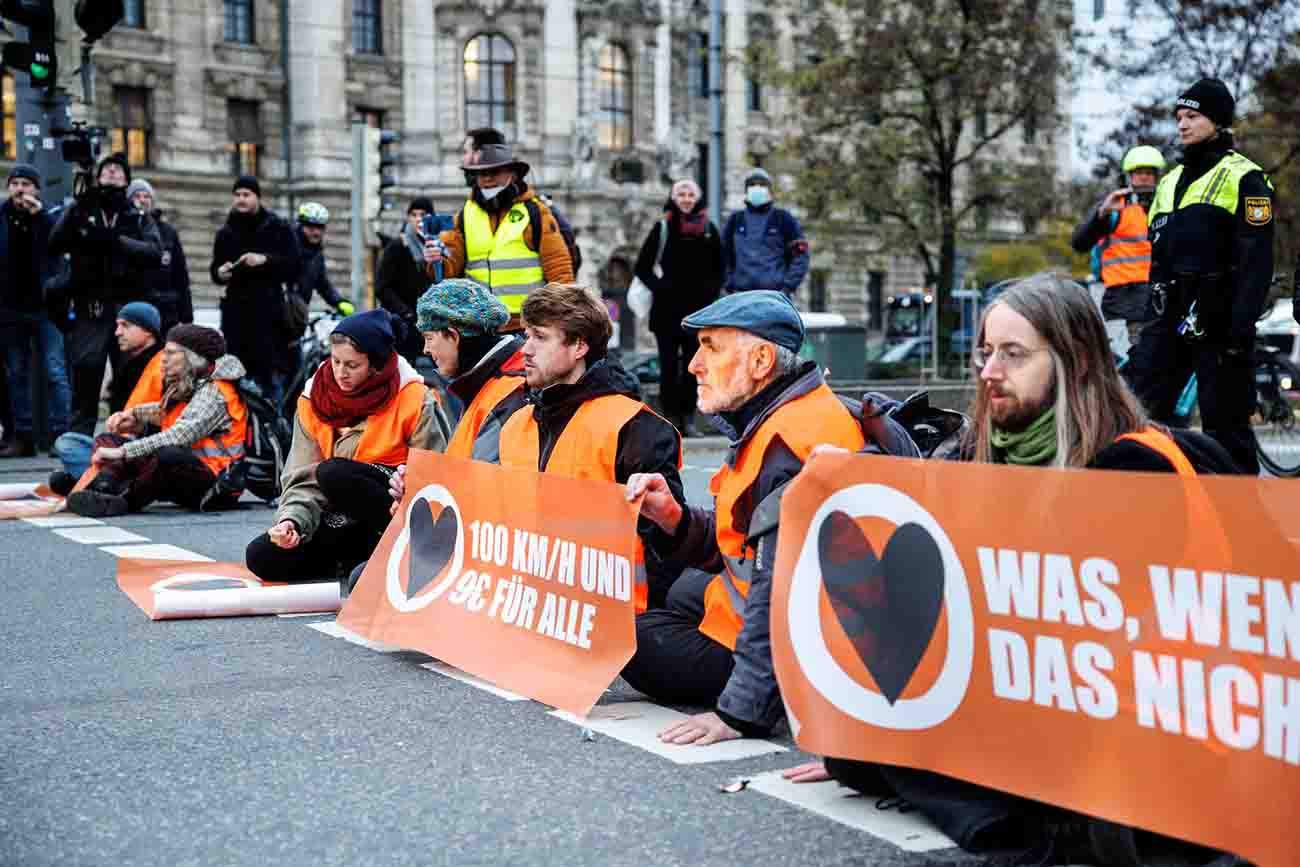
[52,432,95,477]
[5,313,72,435]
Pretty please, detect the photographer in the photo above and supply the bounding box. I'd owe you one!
[48,152,163,436]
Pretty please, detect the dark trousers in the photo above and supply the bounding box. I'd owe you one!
[654,330,699,422]
[92,434,222,512]
[1125,317,1259,474]
[245,458,394,583]
[68,308,121,435]
[620,569,734,705]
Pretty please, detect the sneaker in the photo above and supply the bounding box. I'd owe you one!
[48,471,77,497]
[67,489,129,518]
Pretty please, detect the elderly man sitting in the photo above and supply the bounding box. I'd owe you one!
[67,324,249,517]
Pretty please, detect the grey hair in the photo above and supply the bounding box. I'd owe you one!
[772,344,801,377]
[180,346,209,372]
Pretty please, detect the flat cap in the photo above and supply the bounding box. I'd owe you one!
[681,290,804,353]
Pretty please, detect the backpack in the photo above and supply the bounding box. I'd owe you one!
[209,378,292,503]
[842,390,969,460]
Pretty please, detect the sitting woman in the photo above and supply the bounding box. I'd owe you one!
[246,309,450,582]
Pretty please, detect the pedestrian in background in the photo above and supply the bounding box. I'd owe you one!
[721,167,809,298]
[0,163,71,457]
[632,179,722,436]
[127,178,192,337]
[377,196,437,364]
[48,152,162,437]
[210,175,299,405]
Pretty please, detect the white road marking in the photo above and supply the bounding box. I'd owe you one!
[420,661,529,701]
[307,620,402,652]
[99,543,213,561]
[54,526,149,545]
[550,701,788,764]
[276,611,335,619]
[21,515,104,528]
[746,770,956,852]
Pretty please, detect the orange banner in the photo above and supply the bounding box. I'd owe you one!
[338,450,640,716]
[117,559,341,620]
[0,482,63,519]
[771,453,1300,867]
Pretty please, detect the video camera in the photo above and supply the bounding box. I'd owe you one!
[49,121,107,199]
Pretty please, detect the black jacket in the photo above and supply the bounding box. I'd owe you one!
[1088,426,1241,474]
[0,200,59,315]
[292,225,343,308]
[107,341,162,414]
[632,200,724,334]
[376,227,429,322]
[48,187,162,306]
[142,211,193,330]
[210,207,299,380]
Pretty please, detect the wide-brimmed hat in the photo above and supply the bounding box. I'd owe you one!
[464,142,530,177]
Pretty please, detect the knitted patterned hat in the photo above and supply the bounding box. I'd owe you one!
[416,278,509,337]
[166,324,226,362]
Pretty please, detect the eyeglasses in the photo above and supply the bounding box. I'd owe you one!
[971,343,1048,372]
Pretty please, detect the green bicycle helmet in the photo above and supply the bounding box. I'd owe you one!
[297,201,330,226]
[1121,145,1166,173]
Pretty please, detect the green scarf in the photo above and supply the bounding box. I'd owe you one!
[991,407,1058,465]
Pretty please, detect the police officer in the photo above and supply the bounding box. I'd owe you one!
[1125,78,1275,474]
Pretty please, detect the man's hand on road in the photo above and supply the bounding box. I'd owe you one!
[625,473,682,534]
[1099,188,1133,216]
[268,520,301,549]
[388,464,406,516]
[782,761,831,783]
[658,711,742,746]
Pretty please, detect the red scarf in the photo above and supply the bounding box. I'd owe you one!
[309,354,401,428]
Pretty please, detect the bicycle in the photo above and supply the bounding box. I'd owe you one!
[278,309,345,419]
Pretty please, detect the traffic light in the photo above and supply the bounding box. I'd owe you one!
[74,0,124,42]
[361,127,399,218]
[1,0,56,84]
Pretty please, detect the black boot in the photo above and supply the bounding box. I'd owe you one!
[67,475,130,518]
[0,432,35,458]
[48,470,77,497]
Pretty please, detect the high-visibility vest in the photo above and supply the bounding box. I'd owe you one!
[462,200,545,315]
[1098,203,1152,288]
[699,382,866,650]
[498,393,682,613]
[1149,152,1267,226]
[297,381,429,467]
[1116,427,1195,476]
[125,352,165,410]
[160,380,248,477]
[446,370,525,460]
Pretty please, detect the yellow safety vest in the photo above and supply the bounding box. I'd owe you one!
[462,200,546,314]
[1148,152,1267,223]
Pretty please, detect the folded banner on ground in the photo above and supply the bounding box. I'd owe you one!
[771,453,1299,867]
[0,482,62,519]
[118,559,341,620]
[338,450,640,716]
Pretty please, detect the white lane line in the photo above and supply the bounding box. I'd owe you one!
[420,661,529,701]
[307,620,402,652]
[550,701,788,764]
[99,543,213,561]
[22,515,104,528]
[54,526,149,545]
[276,611,335,619]
[746,771,955,852]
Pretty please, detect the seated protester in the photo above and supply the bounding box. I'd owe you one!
[623,291,866,744]
[50,301,166,489]
[818,272,1239,865]
[246,310,451,584]
[66,325,249,518]
[498,283,685,612]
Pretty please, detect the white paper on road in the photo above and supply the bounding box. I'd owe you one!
[549,701,788,764]
[307,620,403,653]
[54,526,149,545]
[152,582,340,619]
[99,543,213,561]
[22,515,103,528]
[747,771,956,852]
[420,661,528,701]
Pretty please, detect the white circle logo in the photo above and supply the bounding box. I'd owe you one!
[385,484,465,612]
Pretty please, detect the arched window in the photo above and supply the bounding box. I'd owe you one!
[596,44,630,151]
[464,34,516,139]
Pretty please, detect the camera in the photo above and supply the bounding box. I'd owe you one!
[50,122,107,199]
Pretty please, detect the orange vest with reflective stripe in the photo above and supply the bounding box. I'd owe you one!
[297,381,428,466]
[1117,427,1195,476]
[447,373,525,459]
[125,352,164,410]
[700,383,866,650]
[498,393,681,613]
[1099,203,1152,288]
[160,380,248,476]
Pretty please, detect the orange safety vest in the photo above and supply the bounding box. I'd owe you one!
[160,380,248,477]
[498,393,682,613]
[1099,203,1152,288]
[699,383,866,650]
[446,372,525,459]
[297,381,429,466]
[1117,427,1195,476]
[125,352,164,410]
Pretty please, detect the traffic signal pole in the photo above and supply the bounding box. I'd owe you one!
[350,122,366,307]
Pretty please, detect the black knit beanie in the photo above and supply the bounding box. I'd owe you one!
[1176,78,1235,128]
[233,175,262,197]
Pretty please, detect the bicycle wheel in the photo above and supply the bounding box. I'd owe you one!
[1254,354,1300,477]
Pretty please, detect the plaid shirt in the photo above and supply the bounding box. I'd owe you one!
[122,382,233,461]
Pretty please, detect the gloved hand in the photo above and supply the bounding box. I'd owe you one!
[336,300,355,316]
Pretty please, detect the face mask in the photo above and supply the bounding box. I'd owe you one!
[745,185,772,208]
[479,184,508,201]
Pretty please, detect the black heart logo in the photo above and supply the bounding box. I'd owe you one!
[405,498,460,598]
[818,511,945,705]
